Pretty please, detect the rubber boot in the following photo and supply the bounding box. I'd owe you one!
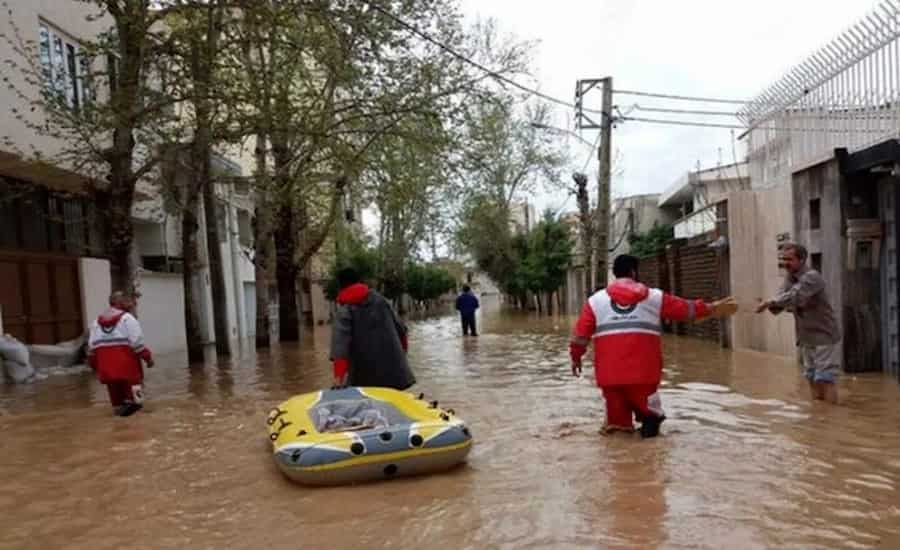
[639,414,666,438]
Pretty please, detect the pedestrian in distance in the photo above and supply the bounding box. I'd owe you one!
[456,284,480,337]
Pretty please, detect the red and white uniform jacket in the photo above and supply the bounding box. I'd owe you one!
[87,308,152,385]
[569,278,710,387]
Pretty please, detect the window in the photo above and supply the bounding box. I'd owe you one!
[38,22,91,111]
[809,198,821,230]
[216,200,228,243]
[0,177,102,256]
[811,252,822,273]
[237,210,253,248]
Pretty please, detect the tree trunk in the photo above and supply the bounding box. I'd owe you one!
[106,185,136,293]
[575,174,593,299]
[193,7,230,357]
[252,148,273,347]
[275,203,300,341]
[201,165,231,355]
[104,4,150,295]
[181,187,205,363]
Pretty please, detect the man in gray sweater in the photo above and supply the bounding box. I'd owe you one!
[756,243,841,404]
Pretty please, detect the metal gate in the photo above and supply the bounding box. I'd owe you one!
[0,252,83,344]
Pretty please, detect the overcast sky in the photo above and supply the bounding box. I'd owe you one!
[456,0,876,213]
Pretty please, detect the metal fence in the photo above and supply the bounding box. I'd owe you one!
[739,0,900,186]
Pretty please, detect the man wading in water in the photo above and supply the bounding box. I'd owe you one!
[757,242,842,404]
[569,254,738,437]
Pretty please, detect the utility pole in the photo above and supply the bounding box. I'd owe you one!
[596,77,613,288]
[575,76,613,289]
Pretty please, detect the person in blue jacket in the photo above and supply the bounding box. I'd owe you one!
[455,285,480,336]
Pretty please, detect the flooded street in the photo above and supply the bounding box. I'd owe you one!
[2,297,900,549]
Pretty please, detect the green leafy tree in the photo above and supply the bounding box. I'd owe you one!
[628,222,674,258]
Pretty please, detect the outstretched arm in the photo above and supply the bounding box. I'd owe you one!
[756,274,817,313]
[660,293,711,322]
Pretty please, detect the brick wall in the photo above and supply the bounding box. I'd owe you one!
[676,243,722,341]
[636,237,727,343]
[638,253,666,290]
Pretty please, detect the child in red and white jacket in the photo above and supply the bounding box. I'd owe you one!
[88,291,154,416]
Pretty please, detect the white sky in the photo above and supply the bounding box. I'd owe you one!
[456,0,877,214]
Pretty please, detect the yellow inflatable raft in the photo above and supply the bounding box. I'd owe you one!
[267,387,473,485]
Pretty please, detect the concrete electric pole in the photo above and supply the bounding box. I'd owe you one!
[575,76,613,289]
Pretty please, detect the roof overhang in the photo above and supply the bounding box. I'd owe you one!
[836,140,900,176]
[0,151,92,195]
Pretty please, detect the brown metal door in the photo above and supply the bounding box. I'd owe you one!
[0,255,27,341]
[0,252,83,344]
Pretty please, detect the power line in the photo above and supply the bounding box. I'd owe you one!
[364,1,874,138]
[362,0,583,112]
[631,104,738,117]
[362,0,755,118]
[624,116,897,134]
[614,89,748,105]
[581,131,602,172]
[623,116,745,129]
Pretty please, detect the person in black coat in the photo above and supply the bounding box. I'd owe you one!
[455,285,480,336]
[330,268,416,390]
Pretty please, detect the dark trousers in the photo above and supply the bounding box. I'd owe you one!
[461,314,477,336]
[106,381,137,407]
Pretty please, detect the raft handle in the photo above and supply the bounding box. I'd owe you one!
[297,429,307,437]
[429,400,439,408]
[447,408,455,415]
[417,392,425,400]
[266,408,285,426]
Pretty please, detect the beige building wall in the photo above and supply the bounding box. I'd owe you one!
[609,194,677,259]
[136,271,188,356]
[728,187,797,356]
[79,257,111,332]
[0,2,111,185]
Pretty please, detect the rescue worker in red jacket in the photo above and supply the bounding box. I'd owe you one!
[87,291,154,416]
[569,255,737,437]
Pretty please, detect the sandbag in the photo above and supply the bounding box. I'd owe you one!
[28,334,85,369]
[2,359,36,383]
[0,335,30,366]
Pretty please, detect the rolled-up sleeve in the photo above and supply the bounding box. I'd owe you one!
[771,271,824,310]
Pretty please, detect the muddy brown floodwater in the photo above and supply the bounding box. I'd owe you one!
[2,296,900,549]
